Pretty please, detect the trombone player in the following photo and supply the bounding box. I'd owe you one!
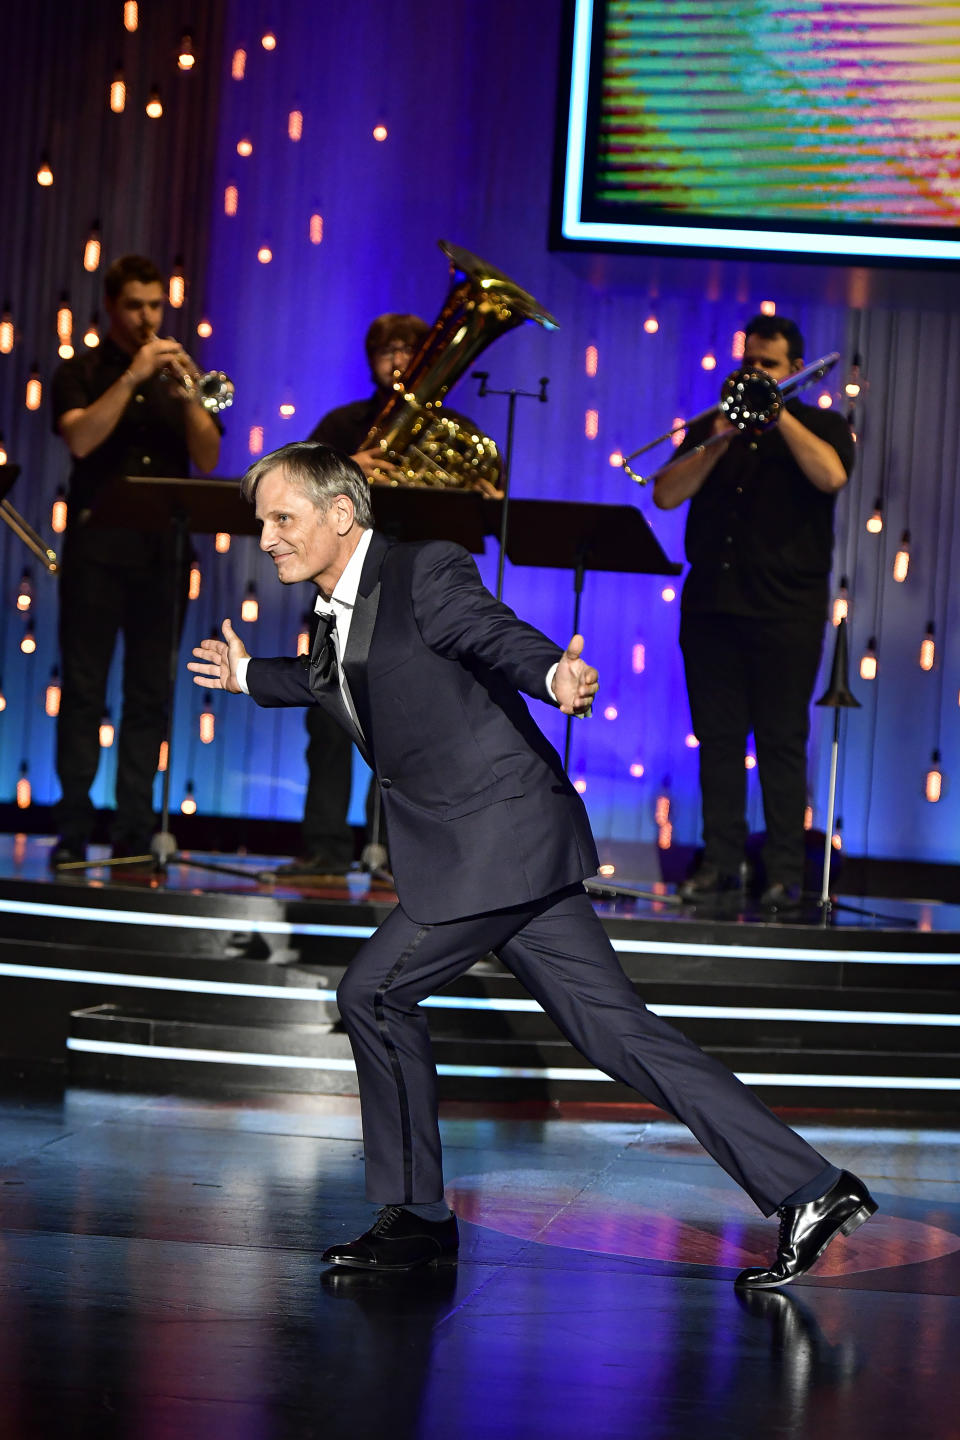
[653,313,855,912]
[49,253,222,867]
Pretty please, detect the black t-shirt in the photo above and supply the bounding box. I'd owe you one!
[679,399,856,621]
[50,338,192,516]
[306,393,493,465]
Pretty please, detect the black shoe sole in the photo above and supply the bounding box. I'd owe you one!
[323,1252,459,1272]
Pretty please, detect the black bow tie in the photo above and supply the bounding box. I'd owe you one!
[309,610,338,691]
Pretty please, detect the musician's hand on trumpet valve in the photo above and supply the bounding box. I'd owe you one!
[124,335,192,391]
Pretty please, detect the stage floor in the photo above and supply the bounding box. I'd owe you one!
[0,1084,956,1439]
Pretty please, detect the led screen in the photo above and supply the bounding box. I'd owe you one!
[555,0,960,263]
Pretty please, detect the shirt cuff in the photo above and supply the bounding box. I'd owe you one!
[236,656,251,695]
[546,662,559,703]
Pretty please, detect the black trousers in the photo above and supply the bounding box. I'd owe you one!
[336,886,828,1214]
[680,611,825,887]
[56,526,187,849]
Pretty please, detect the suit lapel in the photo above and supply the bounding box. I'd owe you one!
[342,530,389,749]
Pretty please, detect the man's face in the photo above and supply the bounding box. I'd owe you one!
[256,467,350,593]
[105,280,165,352]
[370,337,416,391]
[742,331,802,382]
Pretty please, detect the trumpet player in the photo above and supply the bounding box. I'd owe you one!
[49,254,222,868]
[653,314,854,912]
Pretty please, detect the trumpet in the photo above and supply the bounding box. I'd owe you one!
[162,350,235,412]
[621,351,840,485]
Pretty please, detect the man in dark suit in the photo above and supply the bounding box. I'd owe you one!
[189,441,876,1288]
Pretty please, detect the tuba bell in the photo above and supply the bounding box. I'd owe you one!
[363,241,558,489]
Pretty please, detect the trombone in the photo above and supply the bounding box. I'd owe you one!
[620,352,841,486]
[0,466,58,573]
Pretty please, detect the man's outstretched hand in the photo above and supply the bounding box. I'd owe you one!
[187,619,249,693]
[552,633,598,716]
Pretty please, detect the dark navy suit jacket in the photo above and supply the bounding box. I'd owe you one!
[246,531,599,923]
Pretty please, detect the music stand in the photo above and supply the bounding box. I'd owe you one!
[370,485,487,553]
[55,475,259,877]
[483,497,682,905]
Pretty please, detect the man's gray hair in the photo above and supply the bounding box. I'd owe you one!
[241,441,374,527]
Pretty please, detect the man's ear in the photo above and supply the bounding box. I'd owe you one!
[792,357,805,374]
[334,494,355,533]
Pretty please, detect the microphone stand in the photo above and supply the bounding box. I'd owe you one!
[472,371,548,601]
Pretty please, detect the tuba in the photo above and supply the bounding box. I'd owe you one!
[363,241,558,489]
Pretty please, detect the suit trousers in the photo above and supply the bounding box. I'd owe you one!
[56,526,187,849]
[336,886,828,1215]
[680,610,825,886]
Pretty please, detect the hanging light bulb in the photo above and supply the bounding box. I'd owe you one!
[584,345,598,377]
[214,532,231,553]
[248,426,263,455]
[655,793,672,850]
[168,260,185,308]
[25,368,42,410]
[731,330,745,360]
[309,212,324,244]
[224,184,239,216]
[643,313,659,334]
[925,750,943,803]
[241,583,259,622]
[58,344,74,361]
[817,393,833,409]
[631,643,645,673]
[604,705,618,721]
[832,575,849,627]
[661,585,676,602]
[866,497,883,534]
[296,616,310,656]
[99,712,115,748]
[700,351,717,371]
[20,623,36,654]
[745,752,757,769]
[188,563,202,600]
[36,155,53,187]
[177,31,195,69]
[180,781,197,815]
[0,678,6,712]
[670,418,686,448]
[607,450,623,468]
[584,409,598,439]
[859,636,878,680]
[573,778,587,794]
[832,817,843,851]
[51,488,67,532]
[257,245,273,264]
[760,299,776,315]
[199,708,215,744]
[145,87,163,119]
[892,531,911,583]
[803,803,813,830]
[16,571,33,612]
[0,307,13,353]
[261,31,277,50]
[288,110,303,141]
[373,123,388,141]
[56,295,73,345]
[919,622,935,671]
[196,318,212,339]
[45,668,61,717]
[123,1,138,31]
[84,314,100,347]
[844,353,862,399]
[231,48,246,79]
[158,740,169,773]
[16,763,31,810]
[0,434,8,466]
[629,761,644,778]
[236,138,253,157]
[109,68,126,113]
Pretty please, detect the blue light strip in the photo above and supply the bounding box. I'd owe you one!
[4,960,960,1027]
[561,0,960,263]
[1,895,954,966]
[0,896,376,940]
[64,1037,960,1090]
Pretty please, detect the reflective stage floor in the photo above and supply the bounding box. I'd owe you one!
[0,1085,957,1439]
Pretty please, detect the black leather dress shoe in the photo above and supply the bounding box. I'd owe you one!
[267,852,352,880]
[678,866,741,904]
[735,1170,877,1289]
[322,1206,459,1271]
[759,881,802,912]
